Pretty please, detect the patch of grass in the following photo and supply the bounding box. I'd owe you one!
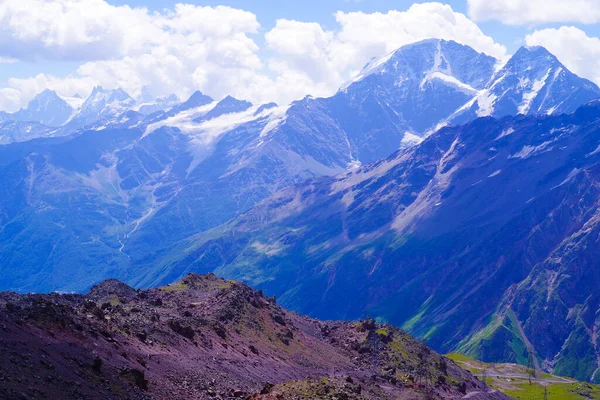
[160,283,189,292]
[376,328,389,337]
[448,355,600,400]
[505,382,600,400]
[445,353,475,362]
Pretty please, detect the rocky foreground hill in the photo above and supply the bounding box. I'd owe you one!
[0,274,506,400]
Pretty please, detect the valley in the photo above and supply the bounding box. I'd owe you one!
[0,38,599,389]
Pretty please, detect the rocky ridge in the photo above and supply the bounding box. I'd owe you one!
[0,274,505,400]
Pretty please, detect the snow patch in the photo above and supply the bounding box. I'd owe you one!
[476,91,498,117]
[347,159,362,171]
[496,128,514,140]
[259,104,290,139]
[145,102,289,175]
[475,73,508,117]
[143,101,219,138]
[402,132,423,146]
[552,168,581,190]
[518,68,551,115]
[586,144,600,157]
[422,72,478,94]
[509,140,555,159]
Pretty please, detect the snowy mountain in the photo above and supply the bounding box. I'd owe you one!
[11,89,74,127]
[0,39,599,296]
[173,91,214,114]
[338,39,498,135]
[65,86,136,130]
[136,94,180,115]
[448,46,600,126]
[193,96,253,122]
[1,37,600,389]
[0,120,56,144]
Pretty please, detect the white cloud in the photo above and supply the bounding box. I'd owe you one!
[0,1,260,61]
[264,2,506,101]
[0,88,22,112]
[0,0,265,112]
[0,1,506,113]
[468,0,600,25]
[526,27,600,86]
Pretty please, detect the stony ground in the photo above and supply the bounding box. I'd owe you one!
[0,274,508,400]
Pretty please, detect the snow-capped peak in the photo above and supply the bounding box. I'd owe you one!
[66,87,136,129]
[340,39,495,94]
[136,94,181,115]
[11,89,74,127]
[446,44,600,124]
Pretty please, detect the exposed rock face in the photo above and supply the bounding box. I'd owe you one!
[0,274,504,400]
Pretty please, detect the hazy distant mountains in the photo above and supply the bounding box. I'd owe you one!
[0,39,600,383]
[2,39,599,151]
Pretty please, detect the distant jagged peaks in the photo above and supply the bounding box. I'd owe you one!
[175,90,215,113]
[65,86,137,129]
[84,86,135,106]
[11,89,73,127]
[446,44,600,126]
[136,94,181,115]
[0,38,599,152]
[255,102,278,115]
[193,95,253,122]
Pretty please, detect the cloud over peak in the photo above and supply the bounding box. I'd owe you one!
[0,1,518,112]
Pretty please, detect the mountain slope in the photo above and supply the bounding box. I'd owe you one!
[0,40,598,301]
[0,120,57,144]
[0,274,504,400]
[449,46,600,125]
[150,102,600,382]
[136,94,180,115]
[276,39,498,165]
[66,86,136,130]
[12,89,74,127]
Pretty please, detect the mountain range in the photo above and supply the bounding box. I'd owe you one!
[160,100,600,383]
[0,39,600,384]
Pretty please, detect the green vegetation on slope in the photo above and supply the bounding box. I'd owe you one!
[447,353,600,400]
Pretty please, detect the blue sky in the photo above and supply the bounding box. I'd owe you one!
[1,0,600,111]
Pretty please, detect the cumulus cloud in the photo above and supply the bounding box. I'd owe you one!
[467,0,600,25]
[0,0,265,111]
[264,2,506,102]
[0,1,260,61]
[525,27,600,86]
[0,1,506,112]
